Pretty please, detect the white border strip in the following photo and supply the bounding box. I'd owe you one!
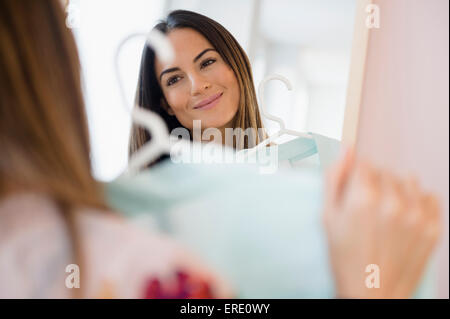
[342,0,372,146]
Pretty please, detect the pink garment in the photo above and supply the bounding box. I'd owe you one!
[0,193,231,298]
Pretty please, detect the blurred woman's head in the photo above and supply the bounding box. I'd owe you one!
[0,0,107,298]
[130,10,266,155]
[0,0,103,208]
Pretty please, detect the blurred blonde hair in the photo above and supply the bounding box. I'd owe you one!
[0,0,108,298]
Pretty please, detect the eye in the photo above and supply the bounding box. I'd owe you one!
[167,75,182,86]
[200,58,216,69]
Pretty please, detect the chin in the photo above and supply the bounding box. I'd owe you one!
[200,120,228,129]
[180,109,237,131]
[204,116,235,130]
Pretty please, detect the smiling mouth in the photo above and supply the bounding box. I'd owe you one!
[194,92,223,110]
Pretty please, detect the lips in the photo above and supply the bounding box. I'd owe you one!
[194,92,223,110]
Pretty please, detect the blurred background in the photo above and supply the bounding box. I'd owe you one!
[69,0,356,181]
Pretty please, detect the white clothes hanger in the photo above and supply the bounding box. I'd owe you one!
[241,74,313,158]
[114,30,178,176]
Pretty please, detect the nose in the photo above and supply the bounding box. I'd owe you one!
[189,72,211,96]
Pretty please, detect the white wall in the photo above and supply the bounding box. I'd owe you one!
[73,0,166,181]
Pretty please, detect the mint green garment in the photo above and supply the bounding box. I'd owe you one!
[237,133,342,171]
[105,160,436,298]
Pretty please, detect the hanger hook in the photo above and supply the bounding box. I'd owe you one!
[114,30,174,174]
[258,74,293,131]
[114,30,174,115]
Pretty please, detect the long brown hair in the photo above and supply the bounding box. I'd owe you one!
[0,0,107,297]
[130,10,267,159]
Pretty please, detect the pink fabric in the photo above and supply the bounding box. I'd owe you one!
[0,193,231,298]
[356,0,449,298]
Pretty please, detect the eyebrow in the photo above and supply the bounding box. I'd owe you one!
[159,48,217,81]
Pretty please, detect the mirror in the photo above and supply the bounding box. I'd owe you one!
[70,0,358,180]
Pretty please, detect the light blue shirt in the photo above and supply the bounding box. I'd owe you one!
[237,133,342,171]
[105,158,435,298]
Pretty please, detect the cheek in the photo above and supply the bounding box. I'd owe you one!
[164,89,187,112]
[214,65,238,89]
[213,66,240,106]
[163,87,196,129]
[225,71,240,110]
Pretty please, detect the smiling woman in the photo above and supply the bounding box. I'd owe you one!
[130,10,267,159]
[155,28,239,131]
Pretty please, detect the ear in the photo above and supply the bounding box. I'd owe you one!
[161,98,175,116]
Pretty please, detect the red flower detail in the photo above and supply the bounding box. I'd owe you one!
[143,269,214,299]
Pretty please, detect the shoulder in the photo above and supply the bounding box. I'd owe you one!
[0,193,73,298]
[0,193,232,298]
[78,210,232,298]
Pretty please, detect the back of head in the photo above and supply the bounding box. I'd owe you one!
[0,0,104,209]
[0,0,110,298]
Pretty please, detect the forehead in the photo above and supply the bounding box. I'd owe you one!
[155,28,214,74]
[168,28,212,53]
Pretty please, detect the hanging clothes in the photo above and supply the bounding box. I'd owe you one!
[237,132,341,171]
[105,160,436,298]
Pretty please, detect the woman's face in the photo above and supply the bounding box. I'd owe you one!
[155,28,240,131]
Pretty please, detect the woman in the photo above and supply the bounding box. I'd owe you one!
[130,10,266,154]
[0,1,440,299]
[0,0,230,298]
